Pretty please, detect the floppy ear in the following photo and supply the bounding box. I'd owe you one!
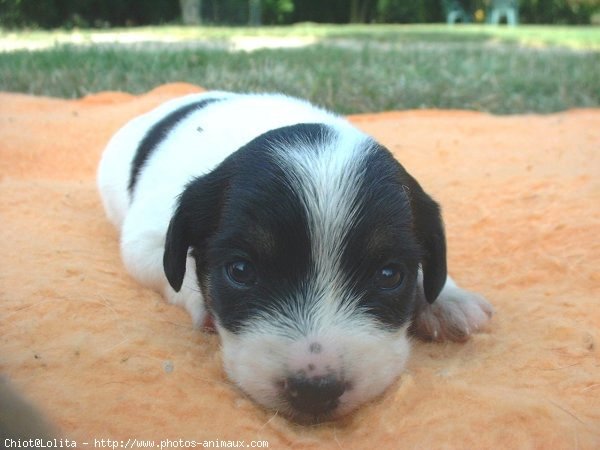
[163,206,190,292]
[163,166,231,292]
[402,173,447,304]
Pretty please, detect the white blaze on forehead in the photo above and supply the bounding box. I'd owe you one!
[270,125,375,330]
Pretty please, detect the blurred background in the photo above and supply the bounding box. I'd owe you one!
[0,0,598,114]
[1,0,598,27]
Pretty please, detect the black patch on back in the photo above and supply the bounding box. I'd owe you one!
[128,97,222,196]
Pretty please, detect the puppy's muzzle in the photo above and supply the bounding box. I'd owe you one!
[282,374,347,416]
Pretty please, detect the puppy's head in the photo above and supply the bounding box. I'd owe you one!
[164,123,446,422]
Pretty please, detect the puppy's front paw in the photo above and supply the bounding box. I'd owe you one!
[163,282,209,330]
[411,287,493,342]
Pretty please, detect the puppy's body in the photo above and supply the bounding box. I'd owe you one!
[98,92,492,421]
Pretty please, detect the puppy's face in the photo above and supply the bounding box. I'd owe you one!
[164,124,446,422]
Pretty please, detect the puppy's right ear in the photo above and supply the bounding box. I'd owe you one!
[163,205,191,292]
[163,166,231,292]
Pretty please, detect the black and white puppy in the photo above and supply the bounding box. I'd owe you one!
[97,92,493,422]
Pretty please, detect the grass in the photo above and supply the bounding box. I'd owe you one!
[1,24,599,114]
[3,24,600,50]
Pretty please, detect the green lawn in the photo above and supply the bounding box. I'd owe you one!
[1,24,598,114]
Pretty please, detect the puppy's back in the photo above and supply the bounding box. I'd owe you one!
[97,92,230,229]
[97,92,346,230]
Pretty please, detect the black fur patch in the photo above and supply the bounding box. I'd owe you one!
[339,143,446,326]
[163,123,446,333]
[128,97,222,196]
[165,124,332,332]
[207,124,336,332]
[339,145,423,327]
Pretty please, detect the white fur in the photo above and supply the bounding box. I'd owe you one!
[218,322,411,418]
[271,127,373,300]
[97,91,493,419]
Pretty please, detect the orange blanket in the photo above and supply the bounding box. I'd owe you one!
[1,84,598,448]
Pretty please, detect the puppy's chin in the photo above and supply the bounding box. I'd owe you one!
[215,319,411,423]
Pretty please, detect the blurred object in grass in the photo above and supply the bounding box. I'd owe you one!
[475,9,486,23]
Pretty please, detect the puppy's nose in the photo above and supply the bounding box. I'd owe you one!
[284,375,346,416]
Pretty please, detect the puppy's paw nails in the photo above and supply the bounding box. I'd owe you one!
[470,292,494,319]
[460,291,494,332]
[412,288,493,343]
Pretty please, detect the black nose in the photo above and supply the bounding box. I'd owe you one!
[284,375,346,416]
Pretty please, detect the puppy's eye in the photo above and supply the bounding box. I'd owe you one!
[374,264,404,290]
[225,261,257,287]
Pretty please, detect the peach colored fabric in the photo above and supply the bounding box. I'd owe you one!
[1,84,598,448]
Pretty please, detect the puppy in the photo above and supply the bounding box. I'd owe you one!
[97,92,493,422]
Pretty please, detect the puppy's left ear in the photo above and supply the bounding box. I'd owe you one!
[402,173,447,304]
[163,164,232,292]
